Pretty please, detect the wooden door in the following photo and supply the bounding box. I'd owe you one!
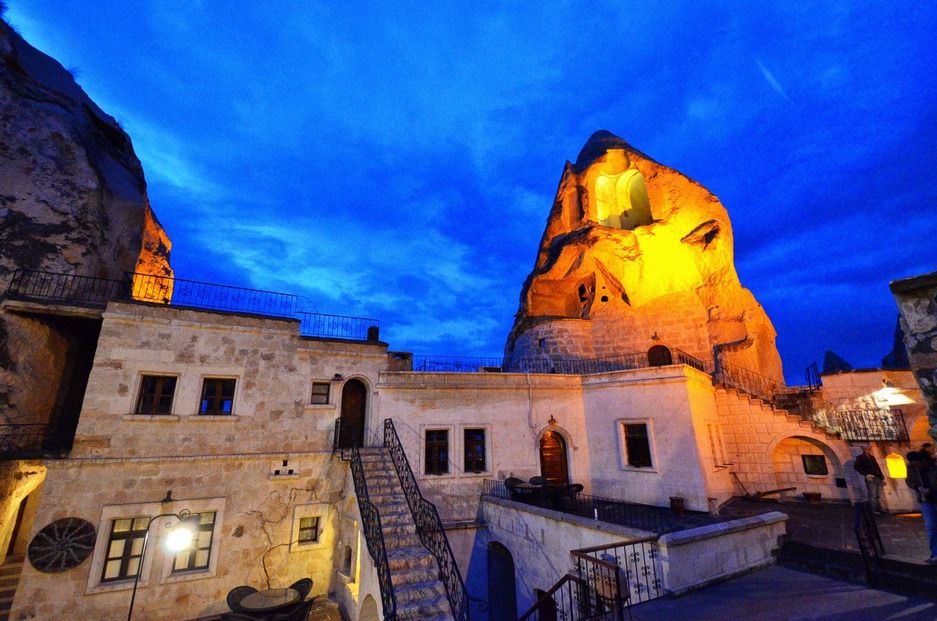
[338,379,366,449]
[539,431,570,486]
[487,542,517,621]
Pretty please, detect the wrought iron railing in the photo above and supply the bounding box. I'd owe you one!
[0,423,71,458]
[712,356,781,402]
[413,348,710,376]
[518,537,662,620]
[5,270,127,308]
[4,269,380,341]
[814,408,909,443]
[482,480,673,534]
[854,501,884,586]
[349,443,397,620]
[383,419,470,621]
[806,361,822,392]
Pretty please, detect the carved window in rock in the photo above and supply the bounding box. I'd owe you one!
[802,455,828,476]
[171,512,216,574]
[297,516,320,544]
[199,378,236,415]
[425,430,449,475]
[101,517,149,582]
[464,428,486,473]
[135,375,177,415]
[311,382,330,404]
[595,169,652,230]
[622,423,653,468]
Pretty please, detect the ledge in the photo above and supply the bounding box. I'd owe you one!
[122,414,180,422]
[659,511,787,546]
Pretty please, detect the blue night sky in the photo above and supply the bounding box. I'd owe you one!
[6,2,937,384]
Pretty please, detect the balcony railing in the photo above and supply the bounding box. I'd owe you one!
[0,423,71,459]
[482,480,673,535]
[712,356,781,402]
[414,349,709,376]
[4,270,380,342]
[813,408,909,443]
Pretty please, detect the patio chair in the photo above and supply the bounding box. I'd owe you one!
[226,586,258,613]
[528,476,549,486]
[271,598,316,621]
[504,477,525,500]
[220,613,261,621]
[288,577,313,601]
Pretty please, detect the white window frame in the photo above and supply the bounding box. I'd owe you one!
[86,497,225,594]
[290,503,331,553]
[618,419,657,472]
[310,381,331,405]
[420,425,455,478]
[459,425,492,478]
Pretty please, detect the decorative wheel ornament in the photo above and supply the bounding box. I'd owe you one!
[27,518,96,573]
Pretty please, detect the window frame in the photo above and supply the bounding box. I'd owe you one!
[310,382,331,405]
[169,511,216,575]
[463,428,487,474]
[290,503,330,552]
[100,516,150,584]
[134,374,178,415]
[802,454,829,476]
[424,429,450,476]
[198,377,237,416]
[618,420,656,471]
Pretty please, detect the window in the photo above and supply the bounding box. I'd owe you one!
[101,517,149,582]
[622,423,653,468]
[707,423,729,468]
[311,382,330,405]
[464,428,486,473]
[135,375,176,415]
[425,430,449,475]
[199,378,236,415]
[298,516,320,544]
[802,455,828,476]
[171,512,216,574]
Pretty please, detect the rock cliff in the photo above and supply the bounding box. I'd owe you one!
[0,16,171,418]
[505,131,784,383]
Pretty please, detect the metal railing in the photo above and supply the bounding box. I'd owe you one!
[854,501,884,586]
[413,348,709,376]
[482,480,673,535]
[4,269,380,342]
[806,361,822,392]
[712,356,782,402]
[5,270,127,308]
[518,537,662,620]
[0,423,71,458]
[814,408,909,443]
[349,443,397,620]
[383,419,472,621]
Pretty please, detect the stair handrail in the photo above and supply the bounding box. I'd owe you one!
[854,501,884,586]
[349,443,398,620]
[383,418,470,621]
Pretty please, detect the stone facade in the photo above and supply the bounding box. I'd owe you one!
[891,270,937,441]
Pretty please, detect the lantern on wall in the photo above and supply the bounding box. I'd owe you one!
[885,452,907,479]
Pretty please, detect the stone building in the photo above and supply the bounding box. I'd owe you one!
[0,19,932,621]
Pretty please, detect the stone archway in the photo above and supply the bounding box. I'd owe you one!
[771,435,848,503]
[338,379,367,449]
[488,542,517,621]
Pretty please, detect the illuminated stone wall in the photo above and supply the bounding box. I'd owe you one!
[506,131,783,383]
[891,271,937,442]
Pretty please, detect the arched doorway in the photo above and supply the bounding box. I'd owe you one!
[771,435,847,502]
[539,431,570,486]
[359,594,379,621]
[648,345,672,367]
[488,542,517,621]
[338,379,367,449]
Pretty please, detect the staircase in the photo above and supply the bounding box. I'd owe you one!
[0,554,24,621]
[358,448,455,621]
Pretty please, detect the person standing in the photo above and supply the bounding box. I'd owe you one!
[854,445,886,514]
[907,445,937,564]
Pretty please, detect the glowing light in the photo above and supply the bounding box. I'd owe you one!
[885,452,907,479]
[166,526,193,552]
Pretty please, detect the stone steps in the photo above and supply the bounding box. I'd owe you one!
[357,448,455,621]
[0,555,25,621]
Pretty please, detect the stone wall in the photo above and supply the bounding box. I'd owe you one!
[890,271,937,441]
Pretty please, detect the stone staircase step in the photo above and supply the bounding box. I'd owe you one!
[387,546,435,572]
[384,532,423,549]
[391,563,440,586]
[396,593,452,621]
[394,579,447,606]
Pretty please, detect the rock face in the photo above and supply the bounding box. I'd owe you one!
[505,131,783,382]
[890,271,937,441]
[0,17,171,418]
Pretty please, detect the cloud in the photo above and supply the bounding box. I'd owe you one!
[756,59,791,101]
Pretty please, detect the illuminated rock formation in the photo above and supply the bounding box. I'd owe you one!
[0,17,171,418]
[505,131,783,383]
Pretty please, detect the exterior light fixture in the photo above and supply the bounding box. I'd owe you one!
[882,378,895,388]
[127,492,195,621]
[885,452,907,479]
[548,415,557,426]
[333,373,344,381]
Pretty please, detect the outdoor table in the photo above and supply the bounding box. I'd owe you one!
[239,588,300,615]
